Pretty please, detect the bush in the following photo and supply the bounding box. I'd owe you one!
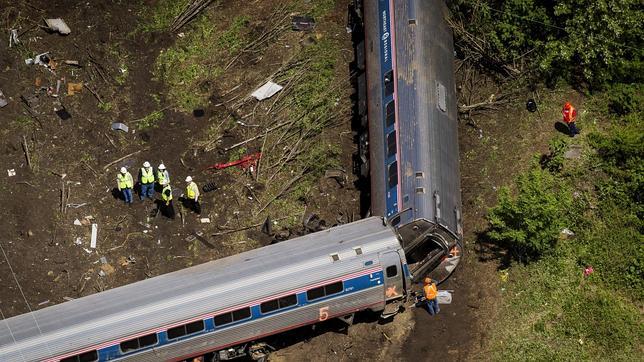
[487,167,573,262]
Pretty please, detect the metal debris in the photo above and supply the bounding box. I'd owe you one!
[90,224,98,248]
[0,89,7,108]
[9,29,20,47]
[111,122,129,133]
[291,16,316,31]
[44,19,71,35]
[251,81,283,101]
[7,169,16,177]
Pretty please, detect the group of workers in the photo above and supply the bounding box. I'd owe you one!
[116,162,201,219]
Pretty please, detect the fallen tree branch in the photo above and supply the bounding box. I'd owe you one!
[102,150,143,171]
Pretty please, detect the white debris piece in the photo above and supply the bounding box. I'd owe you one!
[7,169,16,177]
[73,219,82,226]
[45,19,71,35]
[251,81,283,101]
[200,218,211,223]
[90,223,98,248]
[0,89,7,108]
[561,228,575,237]
[437,290,452,304]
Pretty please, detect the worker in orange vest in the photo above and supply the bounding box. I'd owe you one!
[415,277,440,315]
[562,102,579,137]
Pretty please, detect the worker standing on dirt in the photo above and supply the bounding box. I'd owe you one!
[562,102,579,137]
[139,161,155,201]
[157,163,170,188]
[184,176,201,214]
[160,184,175,219]
[116,167,134,205]
[415,277,440,315]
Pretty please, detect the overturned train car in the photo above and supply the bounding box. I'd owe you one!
[0,0,461,361]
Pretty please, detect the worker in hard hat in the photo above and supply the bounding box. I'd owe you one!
[157,163,170,189]
[184,176,201,214]
[116,167,134,204]
[139,161,155,201]
[562,102,579,137]
[415,277,440,315]
[160,184,175,219]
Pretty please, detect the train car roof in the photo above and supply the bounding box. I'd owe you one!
[0,217,398,361]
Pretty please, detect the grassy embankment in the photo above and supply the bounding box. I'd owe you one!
[485,84,643,360]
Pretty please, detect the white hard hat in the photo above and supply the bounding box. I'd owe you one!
[120,167,127,174]
[143,161,151,168]
[158,163,166,170]
[185,176,192,182]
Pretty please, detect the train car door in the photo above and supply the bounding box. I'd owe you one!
[380,251,403,301]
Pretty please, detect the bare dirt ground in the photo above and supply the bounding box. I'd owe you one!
[0,1,569,361]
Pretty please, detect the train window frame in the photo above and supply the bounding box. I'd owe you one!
[260,294,297,314]
[387,131,397,157]
[384,70,394,96]
[353,247,363,255]
[119,333,158,354]
[385,101,396,127]
[307,281,344,302]
[330,253,340,262]
[386,265,398,278]
[214,306,252,327]
[166,320,204,340]
[388,161,398,188]
[60,350,98,362]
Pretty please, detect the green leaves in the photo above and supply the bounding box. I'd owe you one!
[487,167,573,261]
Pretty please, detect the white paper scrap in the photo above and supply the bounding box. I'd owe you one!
[251,81,283,101]
[90,223,98,248]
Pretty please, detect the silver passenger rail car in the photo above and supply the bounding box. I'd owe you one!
[358,0,463,282]
[0,218,410,362]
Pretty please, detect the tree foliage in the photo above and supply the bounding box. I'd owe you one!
[449,0,644,87]
[487,167,573,261]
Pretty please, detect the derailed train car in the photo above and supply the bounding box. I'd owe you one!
[0,0,461,360]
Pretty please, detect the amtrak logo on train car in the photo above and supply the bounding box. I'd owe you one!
[380,1,391,65]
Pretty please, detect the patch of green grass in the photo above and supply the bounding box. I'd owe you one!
[136,110,164,129]
[14,115,34,127]
[137,0,192,33]
[98,102,113,112]
[153,9,254,111]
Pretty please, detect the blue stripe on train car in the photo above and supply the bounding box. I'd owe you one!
[378,0,398,218]
[96,270,386,360]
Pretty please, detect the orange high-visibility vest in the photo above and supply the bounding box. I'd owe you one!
[562,103,577,123]
[424,283,438,300]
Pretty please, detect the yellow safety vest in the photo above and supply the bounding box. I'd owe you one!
[186,182,197,199]
[117,172,133,189]
[424,283,438,300]
[157,170,167,185]
[141,167,154,184]
[162,185,173,204]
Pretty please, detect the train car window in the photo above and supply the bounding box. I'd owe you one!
[214,312,233,326]
[138,333,158,348]
[354,247,363,255]
[307,286,325,301]
[167,320,204,339]
[260,299,279,313]
[387,131,397,157]
[384,70,394,96]
[232,307,251,321]
[388,161,398,188]
[325,281,344,295]
[386,265,398,278]
[279,294,297,308]
[385,101,395,127]
[120,333,158,353]
[60,350,98,362]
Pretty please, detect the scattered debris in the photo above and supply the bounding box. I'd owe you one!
[0,89,7,108]
[526,99,537,113]
[73,219,82,226]
[437,290,453,304]
[100,263,115,275]
[560,228,575,238]
[67,82,83,95]
[63,296,74,301]
[206,152,261,171]
[200,218,211,223]
[324,169,348,187]
[25,52,52,69]
[37,300,50,306]
[499,269,509,283]
[9,29,20,47]
[261,216,272,235]
[74,237,83,245]
[111,122,129,133]
[63,60,80,66]
[90,224,98,248]
[67,202,89,209]
[82,247,93,254]
[55,107,72,120]
[98,270,106,277]
[291,16,316,31]
[252,81,283,101]
[202,182,217,193]
[44,18,71,35]
[7,169,16,177]
[583,265,594,277]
